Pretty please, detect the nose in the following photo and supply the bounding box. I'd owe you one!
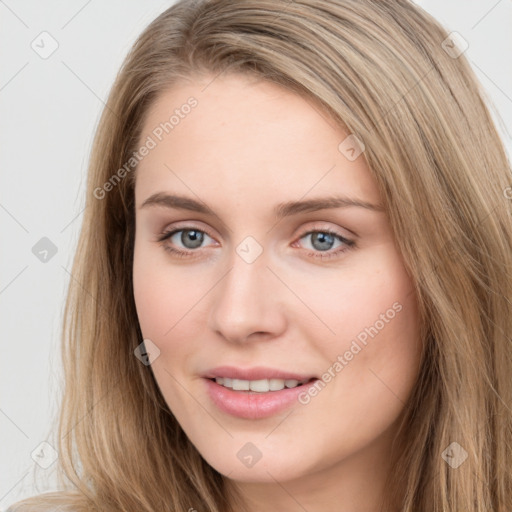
[207,248,287,344]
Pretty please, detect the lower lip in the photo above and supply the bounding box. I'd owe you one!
[204,378,319,419]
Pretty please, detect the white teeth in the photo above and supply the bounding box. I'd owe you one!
[249,379,269,392]
[232,379,250,391]
[214,377,308,392]
[269,378,285,391]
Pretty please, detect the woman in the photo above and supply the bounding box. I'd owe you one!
[8,0,512,511]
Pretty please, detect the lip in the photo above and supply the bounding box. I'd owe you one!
[203,365,316,381]
[204,376,319,419]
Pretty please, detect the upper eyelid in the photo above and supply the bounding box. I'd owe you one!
[155,208,360,241]
[159,220,215,238]
[162,225,216,241]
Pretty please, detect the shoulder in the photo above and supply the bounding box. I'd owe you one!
[5,492,86,512]
[5,504,76,512]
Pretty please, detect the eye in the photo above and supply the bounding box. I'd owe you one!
[157,228,216,257]
[157,226,356,260]
[295,229,356,259]
[172,229,209,249]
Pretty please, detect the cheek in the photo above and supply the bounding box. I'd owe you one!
[293,245,418,354]
[295,244,421,405]
[132,242,211,340]
[132,244,210,411]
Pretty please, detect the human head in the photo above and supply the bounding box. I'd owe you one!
[132,70,423,510]
[12,1,512,511]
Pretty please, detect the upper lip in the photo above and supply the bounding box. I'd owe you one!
[203,366,317,381]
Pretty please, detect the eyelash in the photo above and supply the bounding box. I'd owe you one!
[157,226,356,260]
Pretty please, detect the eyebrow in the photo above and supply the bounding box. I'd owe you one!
[139,192,385,217]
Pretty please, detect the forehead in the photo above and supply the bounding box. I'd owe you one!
[134,74,381,210]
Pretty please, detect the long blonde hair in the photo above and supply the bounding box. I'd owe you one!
[9,1,512,510]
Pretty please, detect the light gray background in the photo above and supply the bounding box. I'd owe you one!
[1,0,511,508]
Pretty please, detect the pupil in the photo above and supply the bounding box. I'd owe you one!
[182,230,203,249]
[312,232,334,251]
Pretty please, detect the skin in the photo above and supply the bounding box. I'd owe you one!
[132,73,423,512]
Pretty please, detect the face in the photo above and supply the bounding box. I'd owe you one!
[132,73,422,491]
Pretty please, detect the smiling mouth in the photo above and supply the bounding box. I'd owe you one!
[207,376,317,393]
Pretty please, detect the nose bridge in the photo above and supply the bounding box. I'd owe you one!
[207,243,285,342]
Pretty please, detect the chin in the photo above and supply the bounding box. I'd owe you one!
[196,441,313,484]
